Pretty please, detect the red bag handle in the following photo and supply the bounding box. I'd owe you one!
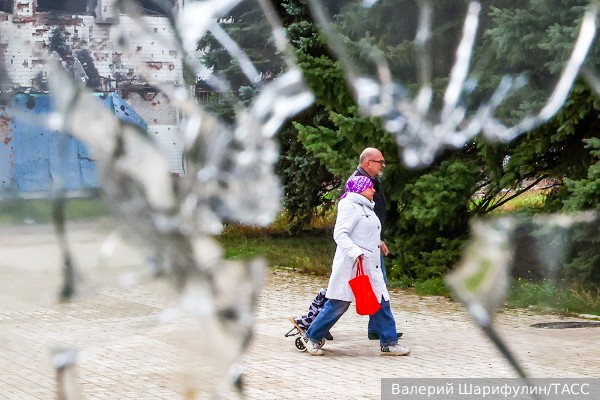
[355,257,365,278]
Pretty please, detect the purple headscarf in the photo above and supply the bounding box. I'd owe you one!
[340,175,374,199]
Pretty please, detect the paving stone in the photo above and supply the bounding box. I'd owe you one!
[1,221,598,399]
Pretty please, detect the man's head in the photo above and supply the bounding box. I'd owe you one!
[359,147,385,178]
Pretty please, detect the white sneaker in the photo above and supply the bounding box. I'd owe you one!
[380,344,410,356]
[301,336,324,356]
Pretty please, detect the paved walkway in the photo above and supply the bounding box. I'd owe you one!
[0,221,599,399]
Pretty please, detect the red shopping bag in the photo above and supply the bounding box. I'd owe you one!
[348,257,381,315]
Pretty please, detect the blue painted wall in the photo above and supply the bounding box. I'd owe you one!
[0,92,147,193]
[0,108,15,190]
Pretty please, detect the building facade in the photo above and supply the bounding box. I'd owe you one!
[0,0,186,190]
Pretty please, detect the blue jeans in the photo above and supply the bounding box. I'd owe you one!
[367,297,398,346]
[369,254,388,335]
[305,299,349,343]
[306,297,398,347]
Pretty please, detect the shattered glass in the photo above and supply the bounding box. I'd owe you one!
[446,212,598,378]
[1,0,599,398]
[304,0,600,383]
[308,0,600,167]
[2,0,312,397]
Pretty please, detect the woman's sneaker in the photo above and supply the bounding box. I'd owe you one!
[301,336,324,356]
[380,344,410,356]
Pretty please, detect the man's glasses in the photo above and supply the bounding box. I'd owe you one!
[369,159,386,165]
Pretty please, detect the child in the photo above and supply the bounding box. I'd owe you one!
[289,288,333,340]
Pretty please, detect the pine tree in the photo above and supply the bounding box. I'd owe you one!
[285,0,600,281]
[562,138,600,285]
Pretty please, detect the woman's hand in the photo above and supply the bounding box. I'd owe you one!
[380,240,389,256]
[357,254,365,262]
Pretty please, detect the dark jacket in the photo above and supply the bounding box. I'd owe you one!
[351,166,386,240]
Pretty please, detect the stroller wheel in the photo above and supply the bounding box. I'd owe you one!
[318,338,326,348]
[295,337,307,352]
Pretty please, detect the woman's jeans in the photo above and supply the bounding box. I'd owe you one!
[368,254,387,335]
[305,296,399,347]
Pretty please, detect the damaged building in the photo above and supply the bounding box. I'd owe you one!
[0,0,187,192]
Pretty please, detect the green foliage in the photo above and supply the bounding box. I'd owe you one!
[219,224,335,275]
[0,197,108,224]
[563,227,600,285]
[480,1,591,122]
[561,139,600,285]
[332,0,466,85]
[198,2,284,89]
[563,138,600,211]
[400,160,480,230]
[389,159,479,280]
[196,1,338,231]
[467,81,600,223]
[295,108,393,177]
[386,273,415,289]
[487,190,548,214]
[296,54,355,112]
[273,0,342,231]
[393,220,469,281]
[278,0,600,286]
[414,278,451,297]
[282,0,326,55]
[276,123,339,231]
[508,278,600,315]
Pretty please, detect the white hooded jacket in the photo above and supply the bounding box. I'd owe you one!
[326,192,390,302]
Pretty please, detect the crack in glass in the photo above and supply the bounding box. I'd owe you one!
[308,0,598,167]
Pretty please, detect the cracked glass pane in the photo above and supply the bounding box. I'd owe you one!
[305,0,600,383]
[308,0,599,166]
[2,0,312,398]
[1,0,599,398]
[446,212,599,379]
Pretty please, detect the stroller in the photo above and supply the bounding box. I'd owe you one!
[285,288,331,352]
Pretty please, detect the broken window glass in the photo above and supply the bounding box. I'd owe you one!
[2,0,312,397]
[308,0,599,166]
[446,212,599,381]
[305,0,600,385]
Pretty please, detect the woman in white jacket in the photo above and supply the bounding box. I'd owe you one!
[302,176,410,356]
